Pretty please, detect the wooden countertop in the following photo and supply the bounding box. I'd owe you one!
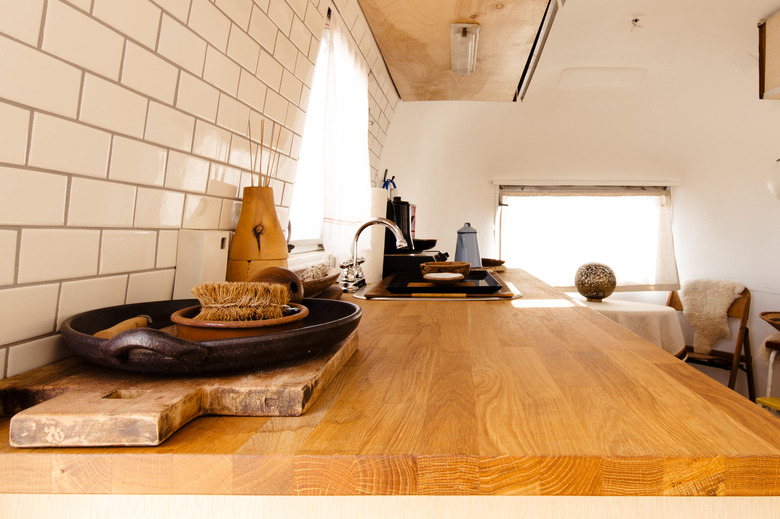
[2,269,780,496]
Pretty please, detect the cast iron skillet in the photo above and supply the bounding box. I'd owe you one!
[60,298,362,376]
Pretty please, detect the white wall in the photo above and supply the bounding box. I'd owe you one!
[379,0,780,399]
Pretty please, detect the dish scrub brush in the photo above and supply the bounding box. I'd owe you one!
[190,281,294,321]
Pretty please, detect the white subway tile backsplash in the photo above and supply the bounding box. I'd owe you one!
[263,89,288,124]
[237,69,267,111]
[303,2,325,37]
[0,167,67,225]
[67,177,136,228]
[7,335,71,377]
[93,0,162,49]
[256,50,283,90]
[153,0,192,22]
[145,101,195,151]
[165,151,210,192]
[286,103,306,135]
[0,284,59,345]
[183,194,222,229]
[219,198,241,230]
[290,17,312,55]
[248,6,278,52]
[126,268,175,303]
[134,188,185,228]
[0,35,81,118]
[29,113,111,178]
[100,230,157,274]
[215,93,250,134]
[280,69,303,104]
[80,74,148,138]
[227,134,251,170]
[157,230,179,268]
[42,0,125,80]
[19,229,99,283]
[287,0,308,19]
[64,0,92,12]
[294,51,315,87]
[121,42,179,104]
[215,0,252,31]
[268,0,293,35]
[0,103,29,165]
[0,0,44,45]
[207,163,241,198]
[273,33,298,72]
[203,45,241,96]
[189,0,231,52]
[192,120,232,162]
[0,231,17,286]
[109,136,167,186]
[227,25,261,72]
[177,72,220,122]
[57,275,128,327]
[158,14,207,75]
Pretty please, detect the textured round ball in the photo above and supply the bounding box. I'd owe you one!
[575,263,616,302]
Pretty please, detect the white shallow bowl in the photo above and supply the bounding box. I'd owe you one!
[423,272,464,285]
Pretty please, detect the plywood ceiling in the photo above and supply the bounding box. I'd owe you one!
[357,0,550,102]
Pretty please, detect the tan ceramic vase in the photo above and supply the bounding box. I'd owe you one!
[226,186,288,282]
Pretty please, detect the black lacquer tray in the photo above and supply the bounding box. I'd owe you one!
[60,298,362,376]
[385,270,503,294]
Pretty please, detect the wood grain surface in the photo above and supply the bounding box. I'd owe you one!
[357,0,549,101]
[1,270,780,496]
[1,333,358,447]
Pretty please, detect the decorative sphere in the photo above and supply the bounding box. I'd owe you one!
[575,263,616,302]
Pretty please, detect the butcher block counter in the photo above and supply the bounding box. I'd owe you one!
[2,270,780,515]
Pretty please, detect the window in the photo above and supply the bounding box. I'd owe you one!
[498,185,679,291]
[289,11,371,263]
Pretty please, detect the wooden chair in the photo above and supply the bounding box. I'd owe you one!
[666,288,756,402]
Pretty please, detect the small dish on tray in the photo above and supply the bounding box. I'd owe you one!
[423,272,464,285]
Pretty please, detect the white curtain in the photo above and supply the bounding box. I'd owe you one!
[498,185,680,291]
[291,14,371,265]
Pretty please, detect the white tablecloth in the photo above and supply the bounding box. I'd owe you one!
[581,298,686,358]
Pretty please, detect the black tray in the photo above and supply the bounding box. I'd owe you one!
[60,298,362,376]
[385,270,503,294]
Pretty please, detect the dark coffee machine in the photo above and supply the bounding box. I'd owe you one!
[384,196,413,253]
[382,196,447,277]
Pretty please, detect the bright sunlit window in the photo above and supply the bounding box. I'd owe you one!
[498,185,680,291]
[289,10,371,262]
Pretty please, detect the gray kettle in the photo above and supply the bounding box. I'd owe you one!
[454,222,481,268]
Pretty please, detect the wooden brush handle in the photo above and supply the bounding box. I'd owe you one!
[251,267,304,303]
[93,315,152,339]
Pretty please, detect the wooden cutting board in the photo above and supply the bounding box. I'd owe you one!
[0,332,358,448]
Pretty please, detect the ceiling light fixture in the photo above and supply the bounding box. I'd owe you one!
[450,23,480,76]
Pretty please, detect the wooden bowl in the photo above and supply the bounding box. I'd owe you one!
[295,267,341,298]
[170,303,309,341]
[419,261,471,277]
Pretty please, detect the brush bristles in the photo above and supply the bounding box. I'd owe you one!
[191,282,291,321]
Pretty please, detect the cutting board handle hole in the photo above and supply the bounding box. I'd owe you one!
[103,390,149,400]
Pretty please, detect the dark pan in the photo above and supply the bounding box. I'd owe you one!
[60,298,362,376]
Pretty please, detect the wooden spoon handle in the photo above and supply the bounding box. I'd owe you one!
[93,315,151,339]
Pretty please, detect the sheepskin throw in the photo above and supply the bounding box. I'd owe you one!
[679,279,745,354]
[757,333,780,364]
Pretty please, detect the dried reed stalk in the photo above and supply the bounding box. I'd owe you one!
[191,282,291,321]
[247,118,284,189]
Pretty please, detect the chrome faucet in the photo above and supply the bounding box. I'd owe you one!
[340,217,408,292]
